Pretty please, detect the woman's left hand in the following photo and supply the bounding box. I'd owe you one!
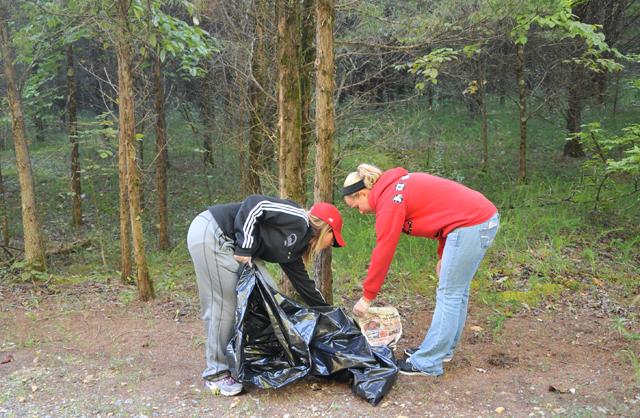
[352,296,372,317]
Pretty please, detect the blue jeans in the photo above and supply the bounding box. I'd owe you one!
[410,213,500,376]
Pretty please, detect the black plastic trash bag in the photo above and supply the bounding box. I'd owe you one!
[227,266,398,405]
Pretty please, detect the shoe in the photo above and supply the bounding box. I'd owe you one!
[397,359,439,377]
[204,374,243,396]
[403,347,452,362]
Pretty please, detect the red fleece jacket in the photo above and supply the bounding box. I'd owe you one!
[362,167,497,301]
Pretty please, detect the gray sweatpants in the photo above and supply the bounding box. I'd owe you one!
[187,209,276,380]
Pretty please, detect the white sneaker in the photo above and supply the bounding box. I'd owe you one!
[204,374,243,396]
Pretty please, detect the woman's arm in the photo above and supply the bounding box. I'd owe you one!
[280,259,329,307]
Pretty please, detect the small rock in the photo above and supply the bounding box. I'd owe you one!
[495,407,505,414]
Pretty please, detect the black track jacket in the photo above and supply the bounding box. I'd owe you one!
[209,194,328,307]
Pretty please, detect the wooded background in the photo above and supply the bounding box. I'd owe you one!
[0,0,638,305]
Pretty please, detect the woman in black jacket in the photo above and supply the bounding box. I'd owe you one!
[187,194,345,396]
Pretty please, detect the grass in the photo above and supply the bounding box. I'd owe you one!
[1,93,638,334]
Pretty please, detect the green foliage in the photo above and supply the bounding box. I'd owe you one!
[137,0,217,77]
[612,317,640,341]
[397,48,459,88]
[573,120,640,207]
[9,259,51,283]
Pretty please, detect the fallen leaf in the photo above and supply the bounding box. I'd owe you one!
[230,399,240,408]
[31,385,38,392]
[495,406,505,414]
[470,325,484,332]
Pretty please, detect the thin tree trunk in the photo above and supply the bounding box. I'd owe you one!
[66,44,82,226]
[515,42,527,184]
[32,115,45,142]
[313,0,335,304]
[247,0,267,194]
[479,77,488,172]
[564,67,585,157]
[201,62,215,167]
[0,161,9,246]
[154,54,169,250]
[236,67,247,195]
[116,0,153,300]
[299,0,315,205]
[0,5,46,270]
[612,70,621,115]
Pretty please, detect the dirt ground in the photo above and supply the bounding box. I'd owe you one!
[1,280,639,418]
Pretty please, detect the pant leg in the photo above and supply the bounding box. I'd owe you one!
[187,210,241,380]
[410,213,499,375]
[448,213,500,356]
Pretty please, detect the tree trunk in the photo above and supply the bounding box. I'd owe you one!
[154,53,169,250]
[136,119,145,210]
[116,0,153,300]
[0,5,46,270]
[32,115,45,142]
[201,61,215,167]
[299,0,315,205]
[277,0,304,204]
[612,71,621,115]
[564,67,585,158]
[0,161,9,246]
[277,0,304,295]
[247,0,267,194]
[313,0,335,304]
[479,77,488,172]
[66,44,82,227]
[515,42,527,184]
[236,67,247,196]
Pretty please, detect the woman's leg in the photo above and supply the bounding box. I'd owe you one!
[408,214,499,375]
[187,210,241,380]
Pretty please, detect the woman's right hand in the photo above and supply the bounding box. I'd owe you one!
[234,255,253,267]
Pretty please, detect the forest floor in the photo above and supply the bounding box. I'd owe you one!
[1,278,639,418]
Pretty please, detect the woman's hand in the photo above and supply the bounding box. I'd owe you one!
[352,296,372,317]
[234,255,253,267]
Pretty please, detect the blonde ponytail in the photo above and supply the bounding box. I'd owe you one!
[342,163,383,196]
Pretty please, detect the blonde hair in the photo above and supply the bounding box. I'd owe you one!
[343,163,383,196]
[303,213,333,263]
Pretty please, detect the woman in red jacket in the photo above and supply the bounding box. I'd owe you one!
[343,164,499,377]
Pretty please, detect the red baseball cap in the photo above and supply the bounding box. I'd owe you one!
[309,202,346,247]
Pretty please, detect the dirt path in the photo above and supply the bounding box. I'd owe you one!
[1,282,638,417]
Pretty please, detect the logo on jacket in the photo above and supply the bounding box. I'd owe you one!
[401,174,411,180]
[392,194,404,204]
[285,234,297,247]
[395,183,405,191]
